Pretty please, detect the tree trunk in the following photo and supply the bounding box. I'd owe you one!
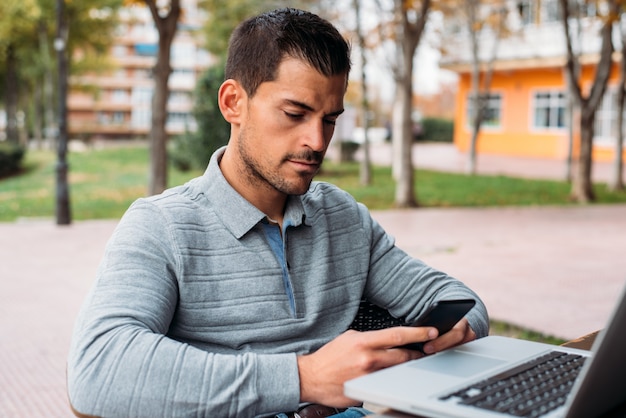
[5,44,19,145]
[564,92,575,182]
[40,20,57,149]
[611,92,625,190]
[609,22,626,191]
[465,0,504,175]
[390,0,429,208]
[354,0,371,186]
[468,113,480,174]
[393,75,417,207]
[560,0,616,203]
[146,0,181,196]
[572,111,595,202]
[33,83,43,147]
[466,0,480,175]
[55,0,71,225]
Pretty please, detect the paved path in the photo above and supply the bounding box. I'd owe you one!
[1,143,625,417]
[356,141,618,183]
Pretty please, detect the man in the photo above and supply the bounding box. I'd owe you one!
[67,8,489,418]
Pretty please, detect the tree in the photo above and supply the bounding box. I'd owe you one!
[561,4,584,183]
[384,0,432,207]
[462,0,508,175]
[438,0,509,175]
[353,0,372,186]
[559,0,619,202]
[56,0,122,224]
[55,0,71,225]
[0,0,41,145]
[131,0,182,196]
[611,12,626,191]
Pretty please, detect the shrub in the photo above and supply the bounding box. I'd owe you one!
[170,65,230,171]
[0,142,26,178]
[419,117,454,143]
[339,141,360,162]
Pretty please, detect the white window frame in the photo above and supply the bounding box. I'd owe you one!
[531,90,567,130]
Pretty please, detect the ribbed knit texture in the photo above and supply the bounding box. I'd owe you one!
[67,147,489,418]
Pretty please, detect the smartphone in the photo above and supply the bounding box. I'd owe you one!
[400,298,476,352]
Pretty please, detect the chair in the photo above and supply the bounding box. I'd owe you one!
[349,299,406,332]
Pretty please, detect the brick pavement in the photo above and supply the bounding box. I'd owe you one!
[1,143,625,417]
[0,220,116,418]
[373,204,626,341]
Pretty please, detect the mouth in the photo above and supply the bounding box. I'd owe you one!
[288,159,321,174]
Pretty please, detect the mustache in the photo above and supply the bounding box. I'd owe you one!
[285,150,324,164]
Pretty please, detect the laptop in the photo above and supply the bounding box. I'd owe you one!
[344,284,626,418]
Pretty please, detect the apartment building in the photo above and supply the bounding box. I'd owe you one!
[68,0,212,140]
[442,0,625,163]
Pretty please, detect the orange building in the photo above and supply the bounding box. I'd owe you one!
[442,1,625,163]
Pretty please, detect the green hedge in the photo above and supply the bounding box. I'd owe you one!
[0,143,26,177]
[419,117,454,143]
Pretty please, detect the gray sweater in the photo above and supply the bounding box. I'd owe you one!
[67,148,488,418]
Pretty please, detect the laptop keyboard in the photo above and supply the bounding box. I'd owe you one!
[440,350,587,417]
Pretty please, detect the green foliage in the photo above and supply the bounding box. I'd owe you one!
[0,0,123,145]
[170,65,230,171]
[419,117,454,143]
[0,0,41,55]
[0,143,26,178]
[490,320,566,345]
[65,0,124,71]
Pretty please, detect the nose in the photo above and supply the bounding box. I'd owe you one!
[304,119,330,153]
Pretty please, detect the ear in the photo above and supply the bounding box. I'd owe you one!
[218,79,245,125]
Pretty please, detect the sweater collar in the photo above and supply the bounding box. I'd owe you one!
[199,147,309,239]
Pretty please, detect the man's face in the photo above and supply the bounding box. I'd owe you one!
[236,58,346,196]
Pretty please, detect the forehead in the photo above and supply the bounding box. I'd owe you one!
[255,58,347,109]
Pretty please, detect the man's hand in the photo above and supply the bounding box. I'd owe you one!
[421,318,476,355]
[297,326,438,407]
[297,319,477,407]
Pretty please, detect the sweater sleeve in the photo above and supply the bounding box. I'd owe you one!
[67,200,300,418]
[360,203,490,339]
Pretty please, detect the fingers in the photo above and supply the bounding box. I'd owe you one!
[298,328,435,406]
[422,319,476,354]
[355,326,439,350]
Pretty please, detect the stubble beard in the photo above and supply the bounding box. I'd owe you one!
[237,130,322,196]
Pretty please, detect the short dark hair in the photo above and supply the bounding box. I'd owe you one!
[225,8,351,97]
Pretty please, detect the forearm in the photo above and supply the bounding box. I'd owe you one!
[68,317,300,417]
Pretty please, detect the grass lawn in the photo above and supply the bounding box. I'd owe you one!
[2,143,625,222]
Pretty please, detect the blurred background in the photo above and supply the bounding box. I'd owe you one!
[1,0,626,416]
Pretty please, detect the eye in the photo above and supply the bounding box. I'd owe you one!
[284,111,304,120]
[323,118,337,126]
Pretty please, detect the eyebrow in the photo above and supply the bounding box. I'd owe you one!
[284,99,344,118]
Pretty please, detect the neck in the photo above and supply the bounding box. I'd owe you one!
[219,147,287,224]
